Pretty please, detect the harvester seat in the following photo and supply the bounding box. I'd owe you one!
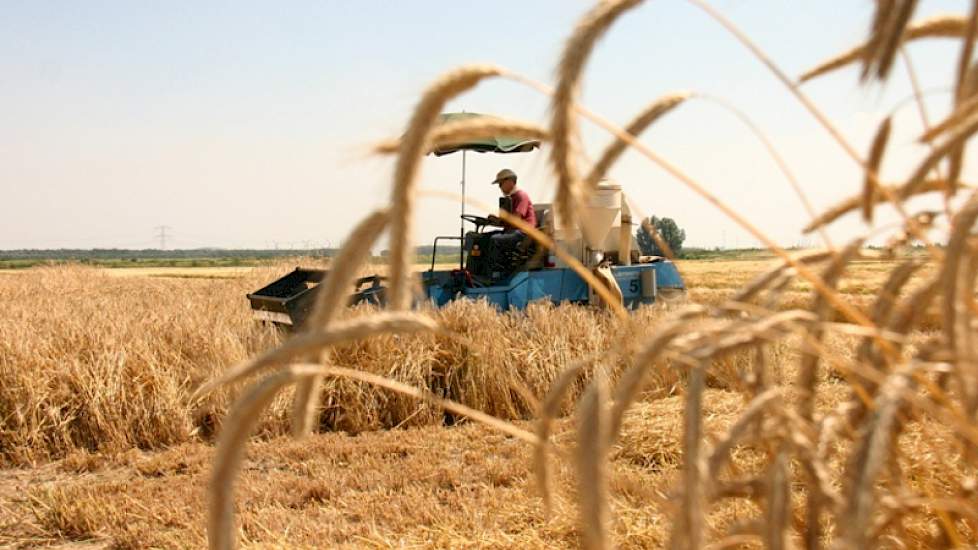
[533,204,552,233]
[524,204,553,270]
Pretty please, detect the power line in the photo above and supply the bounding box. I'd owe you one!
[154,225,172,250]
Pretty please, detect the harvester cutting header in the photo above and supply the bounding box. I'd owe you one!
[248,113,685,327]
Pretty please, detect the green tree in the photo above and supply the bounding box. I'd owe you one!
[635,216,686,257]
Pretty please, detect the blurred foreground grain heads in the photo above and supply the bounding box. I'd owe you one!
[193,0,978,548]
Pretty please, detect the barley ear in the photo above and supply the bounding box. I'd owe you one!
[940,189,978,361]
[551,0,645,231]
[803,179,954,233]
[863,0,919,82]
[899,117,978,201]
[863,117,892,223]
[535,357,592,516]
[954,2,978,107]
[388,66,503,311]
[209,365,325,550]
[194,313,439,398]
[306,210,390,329]
[584,93,689,189]
[919,94,978,143]
[948,5,978,194]
[732,250,833,303]
[840,368,915,548]
[292,209,391,438]
[670,360,706,550]
[764,450,791,550]
[799,15,969,82]
[377,118,548,157]
[576,375,610,550]
[706,388,780,480]
[852,260,920,411]
[607,316,700,444]
[797,239,864,422]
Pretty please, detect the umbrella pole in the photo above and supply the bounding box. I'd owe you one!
[459,149,466,270]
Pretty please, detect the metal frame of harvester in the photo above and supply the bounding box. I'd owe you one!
[247,180,685,329]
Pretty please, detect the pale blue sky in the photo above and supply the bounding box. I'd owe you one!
[1,1,972,250]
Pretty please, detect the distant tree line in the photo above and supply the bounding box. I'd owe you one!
[0,248,339,261]
[379,245,462,257]
[635,216,687,258]
[0,245,464,262]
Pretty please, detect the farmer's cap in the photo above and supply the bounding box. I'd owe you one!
[491,168,517,185]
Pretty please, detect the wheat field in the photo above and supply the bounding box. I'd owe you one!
[0,254,952,548]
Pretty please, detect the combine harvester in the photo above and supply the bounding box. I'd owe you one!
[248,114,685,328]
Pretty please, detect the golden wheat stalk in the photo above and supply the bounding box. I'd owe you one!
[863,116,892,223]
[948,6,978,192]
[209,364,325,550]
[956,2,978,96]
[387,66,503,311]
[193,312,438,398]
[374,118,548,155]
[802,178,958,233]
[840,366,917,548]
[940,189,978,381]
[858,260,920,358]
[693,93,836,249]
[785,425,839,549]
[292,210,391,437]
[705,388,780,480]
[749,345,770,395]
[495,209,629,319]
[782,407,848,547]
[576,375,610,550]
[920,94,978,143]
[692,0,940,252]
[583,92,689,189]
[763,450,791,550]
[551,0,644,231]
[852,261,922,411]
[797,240,864,423]
[534,352,606,515]
[606,312,703,444]
[887,273,940,336]
[732,250,833,303]
[954,251,978,422]
[672,359,706,550]
[799,14,970,82]
[865,0,920,81]
[209,360,543,550]
[305,211,391,330]
[794,420,846,509]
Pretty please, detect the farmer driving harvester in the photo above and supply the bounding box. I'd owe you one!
[489,168,536,226]
[487,168,536,252]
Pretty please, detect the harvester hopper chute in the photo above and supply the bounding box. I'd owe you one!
[247,268,386,327]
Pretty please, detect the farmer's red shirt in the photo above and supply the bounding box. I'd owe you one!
[509,188,537,228]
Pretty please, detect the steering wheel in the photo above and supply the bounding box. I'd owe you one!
[461,214,497,227]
